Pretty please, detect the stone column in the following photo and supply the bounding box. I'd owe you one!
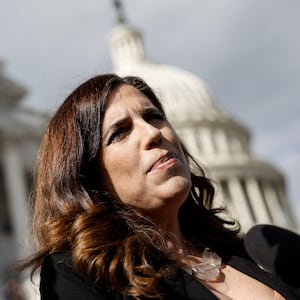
[227,177,253,231]
[276,184,298,230]
[245,178,270,224]
[2,138,29,260]
[214,129,230,155]
[230,133,244,154]
[178,127,201,159]
[200,127,215,156]
[262,183,286,227]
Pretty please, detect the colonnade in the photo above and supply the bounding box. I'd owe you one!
[223,176,289,231]
[0,137,29,259]
[176,123,295,232]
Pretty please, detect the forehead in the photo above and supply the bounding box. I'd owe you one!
[109,84,154,106]
[103,85,157,122]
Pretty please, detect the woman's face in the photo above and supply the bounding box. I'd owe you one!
[99,84,191,217]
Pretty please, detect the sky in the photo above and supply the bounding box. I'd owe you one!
[1,0,299,226]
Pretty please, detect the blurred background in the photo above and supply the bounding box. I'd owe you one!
[0,0,299,298]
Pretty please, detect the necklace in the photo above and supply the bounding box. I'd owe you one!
[182,247,222,281]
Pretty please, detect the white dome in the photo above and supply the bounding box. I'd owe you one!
[108,24,228,123]
[107,22,298,231]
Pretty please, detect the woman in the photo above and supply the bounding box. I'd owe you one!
[24,74,299,299]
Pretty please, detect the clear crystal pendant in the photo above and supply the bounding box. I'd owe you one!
[191,248,222,281]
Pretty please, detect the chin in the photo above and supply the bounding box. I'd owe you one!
[167,176,191,200]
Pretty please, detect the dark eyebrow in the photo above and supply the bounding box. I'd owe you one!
[141,106,163,116]
[102,117,128,142]
[102,107,163,142]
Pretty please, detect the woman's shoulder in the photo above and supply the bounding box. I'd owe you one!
[41,251,79,286]
[43,251,72,268]
[226,239,300,300]
[42,251,75,273]
[40,252,113,299]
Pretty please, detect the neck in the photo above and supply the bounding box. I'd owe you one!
[154,211,186,251]
[143,204,187,251]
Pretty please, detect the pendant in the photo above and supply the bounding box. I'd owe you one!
[191,248,222,281]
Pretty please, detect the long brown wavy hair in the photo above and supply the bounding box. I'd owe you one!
[24,74,240,299]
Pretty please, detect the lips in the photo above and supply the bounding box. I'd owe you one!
[148,152,177,173]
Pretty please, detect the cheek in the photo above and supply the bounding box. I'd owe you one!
[100,160,142,206]
[98,151,120,189]
[101,150,135,188]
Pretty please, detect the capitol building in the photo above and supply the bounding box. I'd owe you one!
[108,19,296,232]
[0,11,298,299]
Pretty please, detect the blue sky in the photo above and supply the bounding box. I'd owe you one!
[1,0,299,226]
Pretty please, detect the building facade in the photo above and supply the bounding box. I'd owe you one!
[107,21,297,231]
[0,62,47,298]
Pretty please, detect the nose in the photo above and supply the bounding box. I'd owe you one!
[140,121,162,150]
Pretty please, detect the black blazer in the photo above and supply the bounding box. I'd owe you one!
[40,251,300,299]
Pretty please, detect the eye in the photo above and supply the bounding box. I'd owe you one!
[107,127,130,145]
[144,111,166,126]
